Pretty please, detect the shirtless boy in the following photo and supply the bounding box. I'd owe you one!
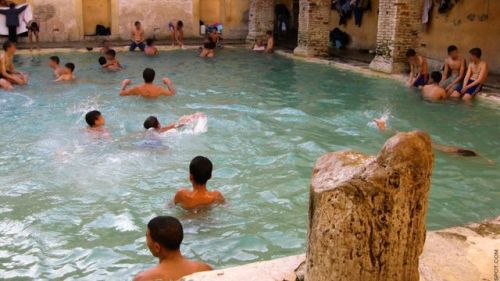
[48,56,65,77]
[144,39,159,56]
[133,216,212,281]
[169,20,184,47]
[120,68,176,98]
[54,63,75,82]
[441,45,465,95]
[130,21,145,52]
[102,49,123,71]
[406,49,429,88]
[0,41,28,87]
[173,156,225,210]
[450,48,488,101]
[421,71,447,101]
[265,30,274,53]
[200,38,216,58]
[85,110,108,135]
[143,116,183,133]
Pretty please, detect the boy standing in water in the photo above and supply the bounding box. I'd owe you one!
[421,71,446,101]
[54,63,75,82]
[450,48,488,101]
[133,216,212,281]
[406,49,429,88]
[174,156,225,210]
[48,56,65,77]
[120,68,176,98]
[144,39,159,56]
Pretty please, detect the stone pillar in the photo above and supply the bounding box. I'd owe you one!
[369,0,423,73]
[246,0,275,43]
[293,0,331,57]
[305,131,434,281]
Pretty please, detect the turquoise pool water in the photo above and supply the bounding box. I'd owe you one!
[0,49,499,280]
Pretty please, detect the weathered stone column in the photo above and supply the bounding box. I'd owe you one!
[369,0,422,73]
[305,131,434,281]
[246,0,275,43]
[293,0,331,57]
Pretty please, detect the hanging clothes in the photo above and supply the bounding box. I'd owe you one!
[422,0,433,25]
[438,0,453,14]
[354,0,371,27]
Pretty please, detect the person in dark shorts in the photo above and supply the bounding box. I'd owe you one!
[450,48,489,101]
[406,49,429,88]
[0,3,28,43]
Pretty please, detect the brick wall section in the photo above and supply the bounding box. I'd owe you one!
[246,0,275,43]
[293,0,331,57]
[370,0,423,73]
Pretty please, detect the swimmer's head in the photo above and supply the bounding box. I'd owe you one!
[430,71,442,84]
[457,149,478,157]
[85,110,105,128]
[147,216,183,256]
[189,156,212,185]
[144,116,160,130]
[3,40,15,53]
[143,68,156,83]
[146,38,154,47]
[105,49,116,60]
[98,56,107,66]
[49,56,60,67]
[65,63,75,73]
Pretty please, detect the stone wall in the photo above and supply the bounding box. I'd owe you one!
[369,0,422,73]
[294,0,331,57]
[246,0,275,43]
[31,0,80,42]
[305,131,433,281]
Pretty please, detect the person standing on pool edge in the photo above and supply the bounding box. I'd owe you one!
[134,216,212,281]
[173,156,225,210]
[120,68,176,98]
[130,21,145,52]
[0,3,28,43]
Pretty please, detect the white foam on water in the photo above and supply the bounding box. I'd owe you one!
[163,112,208,136]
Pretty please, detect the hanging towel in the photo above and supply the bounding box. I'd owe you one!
[422,0,433,24]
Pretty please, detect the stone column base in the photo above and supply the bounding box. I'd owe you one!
[246,32,262,44]
[369,56,407,74]
[293,46,327,57]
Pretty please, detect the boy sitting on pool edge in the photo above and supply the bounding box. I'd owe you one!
[54,63,75,82]
[133,216,212,281]
[174,156,225,210]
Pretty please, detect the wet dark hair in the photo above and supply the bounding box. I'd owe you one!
[146,38,154,46]
[430,71,442,83]
[134,21,141,26]
[457,149,478,157]
[144,116,160,130]
[85,110,101,127]
[143,68,156,83]
[50,56,60,64]
[98,56,107,65]
[105,49,116,58]
[147,216,183,251]
[65,63,75,72]
[447,45,458,54]
[469,48,482,59]
[266,30,273,36]
[406,49,417,58]
[177,20,184,28]
[189,156,213,185]
[3,40,14,51]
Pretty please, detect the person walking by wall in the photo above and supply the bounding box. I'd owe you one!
[0,3,28,43]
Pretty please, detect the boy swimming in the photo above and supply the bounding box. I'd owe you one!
[144,116,184,133]
[85,110,109,135]
[54,63,75,82]
[144,38,159,56]
[102,49,123,71]
[173,156,225,210]
[48,56,65,77]
[133,216,212,281]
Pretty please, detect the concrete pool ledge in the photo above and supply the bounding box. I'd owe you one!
[183,216,500,281]
[275,50,500,104]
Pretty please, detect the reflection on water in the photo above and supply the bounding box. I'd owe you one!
[0,49,499,279]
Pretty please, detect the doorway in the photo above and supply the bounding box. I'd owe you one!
[82,0,111,36]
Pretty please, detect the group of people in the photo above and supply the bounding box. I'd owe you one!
[84,109,225,280]
[406,46,489,102]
